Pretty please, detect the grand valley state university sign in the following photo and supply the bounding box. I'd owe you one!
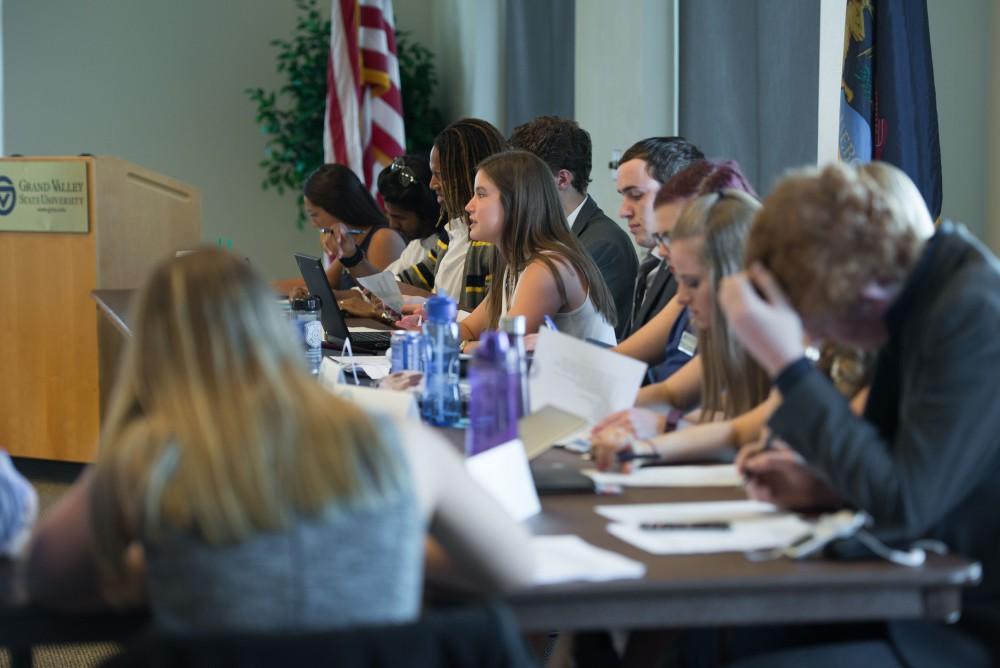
[0,159,89,233]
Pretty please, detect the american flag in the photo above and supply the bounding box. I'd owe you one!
[324,0,405,189]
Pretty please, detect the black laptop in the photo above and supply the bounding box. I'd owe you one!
[293,253,392,353]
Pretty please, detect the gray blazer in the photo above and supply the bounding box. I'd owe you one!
[571,196,638,340]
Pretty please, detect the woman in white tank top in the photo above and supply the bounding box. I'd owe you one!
[457,151,617,348]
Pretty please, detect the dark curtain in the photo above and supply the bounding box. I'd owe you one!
[679,0,820,196]
[504,0,575,134]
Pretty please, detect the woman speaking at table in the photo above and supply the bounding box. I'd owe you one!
[457,150,617,348]
[22,249,532,630]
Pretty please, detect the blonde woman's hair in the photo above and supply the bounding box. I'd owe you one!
[90,249,405,582]
[672,190,770,420]
[746,161,929,324]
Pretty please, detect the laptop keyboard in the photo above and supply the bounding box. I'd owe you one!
[351,331,392,350]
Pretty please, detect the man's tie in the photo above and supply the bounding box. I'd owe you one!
[632,252,663,325]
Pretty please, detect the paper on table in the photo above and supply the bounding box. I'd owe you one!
[583,465,742,488]
[466,439,541,522]
[595,500,779,524]
[532,535,646,585]
[347,326,388,333]
[325,383,420,421]
[325,355,391,380]
[356,270,404,312]
[528,328,647,422]
[607,515,812,555]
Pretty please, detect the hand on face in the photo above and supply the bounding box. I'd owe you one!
[718,263,806,378]
[320,223,358,261]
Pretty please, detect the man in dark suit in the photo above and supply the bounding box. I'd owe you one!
[616,137,704,337]
[719,162,998,667]
[509,116,638,340]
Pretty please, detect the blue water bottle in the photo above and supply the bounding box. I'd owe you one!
[292,295,323,377]
[466,331,521,456]
[421,295,461,426]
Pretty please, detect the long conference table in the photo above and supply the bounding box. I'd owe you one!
[0,289,978,661]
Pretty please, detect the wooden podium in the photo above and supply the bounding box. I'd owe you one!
[0,156,201,462]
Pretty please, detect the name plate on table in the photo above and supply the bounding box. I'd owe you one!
[0,160,90,233]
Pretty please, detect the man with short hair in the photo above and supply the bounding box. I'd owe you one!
[616,137,704,336]
[509,116,638,339]
[719,162,999,666]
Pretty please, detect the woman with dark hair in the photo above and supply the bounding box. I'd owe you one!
[303,163,405,289]
[458,150,616,346]
[376,156,441,276]
[395,118,507,311]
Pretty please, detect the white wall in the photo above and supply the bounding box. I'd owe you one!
[3,0,317,280]
[928,0,991,240]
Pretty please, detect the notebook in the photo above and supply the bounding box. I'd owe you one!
[293,253,392,353]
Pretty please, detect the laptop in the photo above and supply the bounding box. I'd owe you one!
[293,253,393,353]
[518,406,596,495]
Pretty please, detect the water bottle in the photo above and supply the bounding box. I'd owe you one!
[499,315,529,418]
[291,295,323,377]
[466,331,521,456]
[421,295,461,426]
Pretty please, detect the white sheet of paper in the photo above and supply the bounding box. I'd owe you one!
[607,515,812,555]
[465,439,541,522]
[532,535,646,585]
[320,356,392,381]
[347,326,387,333]
[528,328,647,421]
[595,500,779,524]
[325,383,419,421]
[583,465,742,488]
[356,270,405,312]
[318,357,345,388]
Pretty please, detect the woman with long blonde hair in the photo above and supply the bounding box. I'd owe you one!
[593,190,774,469]
[24,249,532,629]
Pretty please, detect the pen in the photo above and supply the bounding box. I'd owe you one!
[616,450,661,463]
[543,315,559,331]
[639,522,731,531]
[320,227,367,236]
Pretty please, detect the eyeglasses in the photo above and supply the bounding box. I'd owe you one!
[390,158,417,188]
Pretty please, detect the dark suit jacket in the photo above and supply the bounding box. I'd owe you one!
[571,196,638,340]
[771,223,1000,667]
[629,253,677,337]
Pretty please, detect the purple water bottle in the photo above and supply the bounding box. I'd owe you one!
[466,330,521,456]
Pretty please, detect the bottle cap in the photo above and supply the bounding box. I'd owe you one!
[499,315,526,336]
[475,330,510,361]
[425,294,457,322]
[291,295,321,312]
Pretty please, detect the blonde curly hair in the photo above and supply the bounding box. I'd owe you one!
[746,161,931,323]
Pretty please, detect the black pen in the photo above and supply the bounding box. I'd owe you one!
[616,451,661,464]
[639,522,731,531]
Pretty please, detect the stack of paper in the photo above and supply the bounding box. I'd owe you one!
[532,535,646,585]
[596,500,812,555]
[583,464,743,488]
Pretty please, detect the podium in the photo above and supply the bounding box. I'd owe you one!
[0,156,201,462]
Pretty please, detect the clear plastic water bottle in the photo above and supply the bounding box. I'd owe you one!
[292,295,323,377]
[466,330,521,456]
[499,315,529,418]
[421,295,461,426]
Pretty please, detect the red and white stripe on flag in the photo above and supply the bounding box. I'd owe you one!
[324,0,405,190]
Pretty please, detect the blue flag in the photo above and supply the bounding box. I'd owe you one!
[839,0,942,219]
